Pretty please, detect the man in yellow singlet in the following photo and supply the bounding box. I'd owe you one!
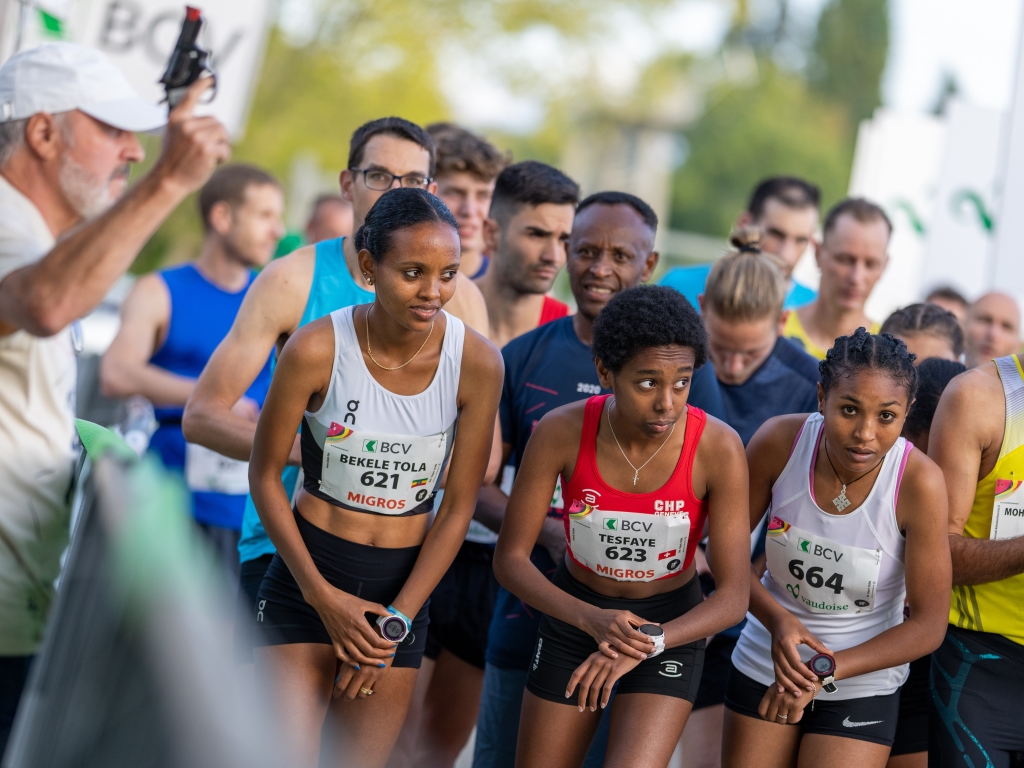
[782,198,888,360]
[928,354,1024,766]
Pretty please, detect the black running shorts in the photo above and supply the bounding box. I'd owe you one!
[724,666,900,746]
[526,562,705,704]
[929,626,1024,768]
[233,553,274,663]
[890,655,930,756]
[254,511,429,668]
[424,540,498,669]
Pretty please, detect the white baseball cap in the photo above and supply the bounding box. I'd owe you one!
[0,42,166,132]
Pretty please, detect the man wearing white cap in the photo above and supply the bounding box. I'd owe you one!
[0,42,229,753]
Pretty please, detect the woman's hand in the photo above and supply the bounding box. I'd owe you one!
[310,587,398,668]
[579,607,656,660]
[333,652,396,701]
[566,650,643,712]
[767,611,832,695]
[757,681,816,725]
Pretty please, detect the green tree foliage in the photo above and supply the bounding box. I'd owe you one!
[668,0,889,238]
[133,0,670,272]
[670,62,853,235]
[809,0,889,129]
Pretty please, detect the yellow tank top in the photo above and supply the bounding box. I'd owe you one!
[782,310,880,360]
[949,355,1024,645]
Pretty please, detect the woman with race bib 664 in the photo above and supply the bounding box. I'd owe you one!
[722,329,951,768]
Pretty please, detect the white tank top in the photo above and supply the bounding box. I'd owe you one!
[731,412,911,700]
[301,305,464,516]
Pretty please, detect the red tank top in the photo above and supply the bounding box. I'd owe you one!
[539,295,570,325]
[562,395,708,582]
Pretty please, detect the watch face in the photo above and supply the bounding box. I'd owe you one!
[380,616,407,641]
[811,654,835,676]
[638,623,664,637]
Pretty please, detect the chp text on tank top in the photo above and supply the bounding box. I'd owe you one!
[731,412,911,699]
[301,305,465,516]
[561,395,709,583]
[950,354,1024,645]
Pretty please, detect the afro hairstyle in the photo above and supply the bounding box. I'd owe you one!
[591,285,708,374]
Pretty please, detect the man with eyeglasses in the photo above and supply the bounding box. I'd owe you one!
[182,116,488,667]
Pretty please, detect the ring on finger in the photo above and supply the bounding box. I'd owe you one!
[359,687,374,696]
[777,714,788,721]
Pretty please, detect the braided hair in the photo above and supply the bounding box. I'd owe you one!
[880,303,964,358]
[354,188,458,263]
[819,328,919,403]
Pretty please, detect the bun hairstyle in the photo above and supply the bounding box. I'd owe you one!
[354,188,458,263]
[729,227,763,253]
[702,227,787,322]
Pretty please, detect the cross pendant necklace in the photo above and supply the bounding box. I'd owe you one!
[822,439,884,512]
[606,399,675,486]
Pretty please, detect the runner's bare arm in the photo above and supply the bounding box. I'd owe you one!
[248,318,394,665]
[826,450,951,682]
[660,418,749,648]
[746,415,831,694]
[99,273,194,405]
[182,248,316,463]
[493,405,654,659]
[389,328,503,619]
[0,80,228,338]
[929,368,1024,584]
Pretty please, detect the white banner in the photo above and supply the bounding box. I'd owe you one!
[0,0,273,139]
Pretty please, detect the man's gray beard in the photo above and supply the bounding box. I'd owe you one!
[57,156,118,220]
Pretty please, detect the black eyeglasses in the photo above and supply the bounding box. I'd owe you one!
[351,168,432,191]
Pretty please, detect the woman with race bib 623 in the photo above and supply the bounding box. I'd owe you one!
[722,329,951,768]
[494,286,752,768]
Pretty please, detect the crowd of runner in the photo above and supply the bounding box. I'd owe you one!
[1,42,1024,768]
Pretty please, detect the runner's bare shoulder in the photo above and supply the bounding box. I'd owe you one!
[747,413,814,476]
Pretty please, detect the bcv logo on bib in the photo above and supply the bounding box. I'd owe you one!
[319,421,451,514]
[567,500,689,582]
[766,516,882,614]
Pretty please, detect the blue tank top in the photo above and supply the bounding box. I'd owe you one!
[148,263,272,530]
[238,237,375,563]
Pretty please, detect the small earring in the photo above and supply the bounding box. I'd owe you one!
[364,274,373,285]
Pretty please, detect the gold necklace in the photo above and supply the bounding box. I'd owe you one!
[606,399,676,486]
[365,307,435,371]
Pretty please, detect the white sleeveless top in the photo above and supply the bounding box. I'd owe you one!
[731,413,911,700]
[300,306,464,516]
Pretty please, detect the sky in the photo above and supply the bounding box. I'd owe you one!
[885,0,1022,113]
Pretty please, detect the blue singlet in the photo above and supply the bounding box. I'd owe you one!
[149,264,272,530]
[237,237,374,563]
[659,263,816,312]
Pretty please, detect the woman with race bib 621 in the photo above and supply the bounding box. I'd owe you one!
[494,286,752,768]
[248,188,502,768]
[722,329,951,768]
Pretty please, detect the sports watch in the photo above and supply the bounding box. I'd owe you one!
[376,606,411,644]
[638,624,665,658]
[809,653,837,693]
